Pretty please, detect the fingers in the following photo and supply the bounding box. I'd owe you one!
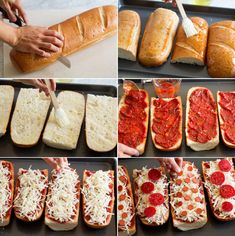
[33,47,51,57]
[38,42,60,53]
[175,157,183,168]
[41,36,63,48]
[50,79,56,92]
[4,1,17,22]
[43,157,58,169]
[118,143,139,157]
[170,159,181,173]
[35,79,50,96]
[44,30,64,41]
[14,2,28,24]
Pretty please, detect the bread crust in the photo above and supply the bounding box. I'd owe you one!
[185,87,219,151]
[82,170,115,228]
[10,5,118,73]
[171,17,208,66]
[118,165,136,235]
[138,8,179,67]
[118,89,149,155]
[0,161,14,227]
[150,96,182,151]
[118,10,141,61]
[14,169,48,222]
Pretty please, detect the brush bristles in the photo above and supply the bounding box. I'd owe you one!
[182,18,198,38]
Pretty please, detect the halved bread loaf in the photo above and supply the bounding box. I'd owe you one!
[43,91,85,150]
[86,94,117,152]
[10,88,50,147]
[118,10,141,61]
[185,87,219,151]
[0,85,14,138]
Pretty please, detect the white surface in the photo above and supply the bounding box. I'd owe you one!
[3,8,117,78]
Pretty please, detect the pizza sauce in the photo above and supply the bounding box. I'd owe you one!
[170,162,207,223]
[151,97,181,149]
[118,90,148,148]
[203,159,235,219]
[218,92,235,145]
[133,167,169,225]
[187,88,217,143]
[118,166,135,233]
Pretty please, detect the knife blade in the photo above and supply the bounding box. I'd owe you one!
[57,56,71,69]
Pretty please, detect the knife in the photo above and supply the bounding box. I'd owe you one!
[57,56,71,69]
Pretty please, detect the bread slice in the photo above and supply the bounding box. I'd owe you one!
[86,94,117,152]
[42,91,85,150]
[14,168,48,222]
[45,168,80,231]
[133,167,169,226]
[217,91,235,148]
[0,85,14,138]
[170,161,207,231]
[10,88,50,147]
[185,87,219,151]
[82,170,115,228]
[118,89,149,155]
[118,165,136,235]
[202,158,235,221]
[150,96,182,151]
[0,161,14,227]
[118,10,141,61]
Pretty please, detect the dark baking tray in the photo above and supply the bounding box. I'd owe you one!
[0,80,117,157]
[118,0,235,78]
[118,157,235,236]
[118,79,235,157]
[0,157,117,236]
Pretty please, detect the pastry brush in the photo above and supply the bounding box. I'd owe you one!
[44,79,69,127]
[175,0,198,37]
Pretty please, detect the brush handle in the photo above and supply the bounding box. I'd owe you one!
[175,0,187,19]
[44,79,59,110]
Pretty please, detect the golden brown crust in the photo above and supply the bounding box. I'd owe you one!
[10,5,118,73]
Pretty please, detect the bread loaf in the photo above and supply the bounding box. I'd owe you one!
[10,88,51,147]
[86,94,117,152]
[207,20,235,78]
[10,5,118,73]
[118,10,141,61]
[138,8,179,66]
[0,85,14,137]
[171,17,208,66]
[43,91,85,150]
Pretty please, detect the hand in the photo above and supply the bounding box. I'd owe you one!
[164,0,177,7]
[43,157,68,170]
[118,143,139,157]
[0,0,28,24]
[158,158,183,174]
[12,26,64,57]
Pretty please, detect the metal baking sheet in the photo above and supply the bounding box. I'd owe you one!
[0,80,117,157]
[118,157,235,236]
[118,0,235,78]
[0,157,117,236]
[118,79,235,157]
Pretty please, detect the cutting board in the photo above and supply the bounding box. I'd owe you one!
[4,9,117,78]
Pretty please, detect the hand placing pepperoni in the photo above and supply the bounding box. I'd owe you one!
[157,158,183,175]
[118,143,139,158]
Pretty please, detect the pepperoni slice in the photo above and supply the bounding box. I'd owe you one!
[210,171,225,185]
[149,193,164,206]
[177,201,183,207]
[176,192,183,198]
[218,159,232,172]
[144,206,156,217]
[222,201,233,212]
[141,182,154,194]
[122,212,128,219]
[175,179,182,185]
[188,204,194,210]
[184,195,191,201]
[187,166,193,171]
[185,178,190,184]
[119,176,127,184]
[180,211,187,217]
[177,171,183,176]
[195,208,203,214]
[192,177,199,184]
[191,188,198,193]
[148,169,161,181]
[220,185,235,198]
[118,185,123,192]
[183,186,189,192]
[119,219,125,226]
[119,194,126,201]
[118,204,124,210]
[195,197,202,202]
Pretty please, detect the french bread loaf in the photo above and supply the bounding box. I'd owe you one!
[10,88,51,147]
[138,8,179,66]
[118,10,141,61]
[43,91,85,150]
[207,20,235,78]
[171,17,208,66]
[0,85,14,138]
[86,94,117,152]
[10,5,118,73]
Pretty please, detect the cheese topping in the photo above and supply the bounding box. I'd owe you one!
[133,167,169,225]
[170,162,206,223]
[14,168,47,221]
[203,159,235,218]
[82,170,113,225]
[118,166,135,234]
[0,162,12,223]
[46,168,79,223]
